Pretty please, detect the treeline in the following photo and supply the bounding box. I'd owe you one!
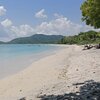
[59,31,100,44]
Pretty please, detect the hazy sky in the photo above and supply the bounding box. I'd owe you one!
[0,0,99,41]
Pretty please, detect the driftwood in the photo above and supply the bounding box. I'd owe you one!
[83,44,93,50]
[83,44,100,50]
[95,44,100,49]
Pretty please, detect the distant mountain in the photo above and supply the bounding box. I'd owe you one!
[7,34,64,44]
[0,41,5,44]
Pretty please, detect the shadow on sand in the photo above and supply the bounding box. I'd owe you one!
[37,80,100,100]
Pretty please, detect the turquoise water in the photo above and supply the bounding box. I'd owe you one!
[0,44,61,79]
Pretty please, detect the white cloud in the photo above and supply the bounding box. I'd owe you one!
[35,9,47,19]
[35,14,100,35]
[80,25,100,32]
[11,24,34,37]
[0,19,35,39]
[54,13,63,18]
[0,13,100,41]
[35,16,81,35]
[0,6,6,16]
[1,19,12,28]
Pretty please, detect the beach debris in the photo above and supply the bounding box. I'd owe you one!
[76,69,79,71]
[20,89,22,92]
[19,97,26,100]
[83,44,100,50]
[83,44,93,50]
[94,44,100,49]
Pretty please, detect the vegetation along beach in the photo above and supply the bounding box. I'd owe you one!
[0,0,100,100]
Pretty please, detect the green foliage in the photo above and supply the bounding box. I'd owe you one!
[80,0,100,28]
[60,31,100,45]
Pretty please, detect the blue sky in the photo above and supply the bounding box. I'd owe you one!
[0,0,98,41]
[0,0,83,24]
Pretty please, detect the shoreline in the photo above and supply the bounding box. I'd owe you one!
[0,45,100,100]
[0,45,72,100]
[0,44,68,81]
[0,44,65,80]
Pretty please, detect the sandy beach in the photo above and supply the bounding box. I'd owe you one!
[0,45,100,100]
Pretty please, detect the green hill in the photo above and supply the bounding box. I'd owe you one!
[1,31,100,45]
[60,31,100,44]
[0,41,5,44]
[7,34,64,44]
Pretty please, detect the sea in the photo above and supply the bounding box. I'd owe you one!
[0,44,62,79]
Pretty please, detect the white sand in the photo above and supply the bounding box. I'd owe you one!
[0,45,100,100]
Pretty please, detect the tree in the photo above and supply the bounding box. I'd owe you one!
[80,0,100,28]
